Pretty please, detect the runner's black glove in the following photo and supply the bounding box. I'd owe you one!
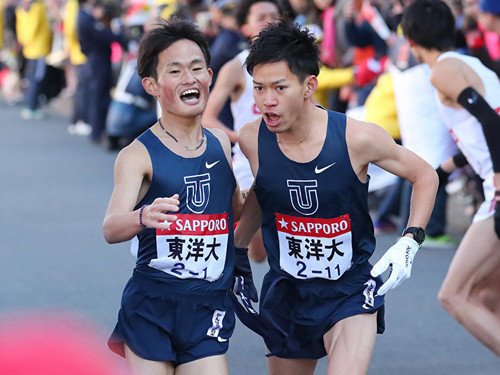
[234,247,258,303]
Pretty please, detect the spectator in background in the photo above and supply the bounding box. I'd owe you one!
[343,0,388,106]
[3,0,17,47]
[16,0,52,120]
[43,0,69,103]
[312,0,389,113]
[287,0,307,25]
[105,55,157,151]
[316,0,336,69]
[77,0,127,145]
[64,0,91,136]
[460,0,500,76]
[478,0,500,34]
[0,0,23,105]
[150,0,178,22]
[0,0,4,50]
[105,9,157,151]
[299,0,342,111]
[208,0,246,132]
[209,0,245,80]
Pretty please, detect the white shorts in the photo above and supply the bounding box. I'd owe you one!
[473,174,496,223]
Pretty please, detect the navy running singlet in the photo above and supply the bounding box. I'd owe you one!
[254,109,376,284]
[133,128,236,292]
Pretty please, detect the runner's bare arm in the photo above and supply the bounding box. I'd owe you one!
[347,117,438,229]
[202,58,244,143]
[347,118,437,295]
[234,118,262,247]
[234,188,262,248]
[238,117,261,177]
[102,141,179,243]
[430,57,485,104]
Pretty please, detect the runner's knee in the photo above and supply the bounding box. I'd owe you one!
[438,285,464,318]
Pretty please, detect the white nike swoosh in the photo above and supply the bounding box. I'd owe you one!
[206,160,220,169]
[315,162,336,174]
[217,336,228,342]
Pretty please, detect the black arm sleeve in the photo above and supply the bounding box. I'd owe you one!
[452,151,468,168]
[457,87,500,173]
[435,166,450,187]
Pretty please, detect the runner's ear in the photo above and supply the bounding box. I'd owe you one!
[142,76,159,97]
[304,75,318,100]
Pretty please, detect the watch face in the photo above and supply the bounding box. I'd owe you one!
[415,228,425,244]
[404,227,425,244]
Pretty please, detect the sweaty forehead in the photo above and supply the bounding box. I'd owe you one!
[248,1,280,17]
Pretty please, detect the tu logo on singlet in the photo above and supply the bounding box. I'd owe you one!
[184,173,211,214]
[287,180,319,216]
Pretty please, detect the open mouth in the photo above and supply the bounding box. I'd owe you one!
[180,89,200,103]
[265,113,280,126]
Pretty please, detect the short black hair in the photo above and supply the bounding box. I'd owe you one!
[235,0,281,28]
[137,17,211,80]
[245,20,321,83]
[401,0,455,51]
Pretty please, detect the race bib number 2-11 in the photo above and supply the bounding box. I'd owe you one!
[276,213,353,280]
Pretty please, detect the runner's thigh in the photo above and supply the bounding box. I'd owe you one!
[323,313,377,375]
[267,354,317,375]
[176,354,228,375]
[442,217,500,294]
[124,344,174,375]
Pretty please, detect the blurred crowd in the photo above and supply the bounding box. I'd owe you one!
[0,0,499,241]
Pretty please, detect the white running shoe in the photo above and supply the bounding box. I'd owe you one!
[68,121,92,136]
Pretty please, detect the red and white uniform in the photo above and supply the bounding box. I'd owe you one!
[436,51,500,222]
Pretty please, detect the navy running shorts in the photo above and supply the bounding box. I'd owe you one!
[108,271,235,366]
[258,262,385,359]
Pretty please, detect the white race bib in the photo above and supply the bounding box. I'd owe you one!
[150,213,228,282]
[276,213,353,280]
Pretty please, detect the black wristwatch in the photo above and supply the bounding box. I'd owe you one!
[402,227,426,246]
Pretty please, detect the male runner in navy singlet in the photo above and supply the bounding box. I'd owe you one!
[102,18,244,375]
[232,20,438,375]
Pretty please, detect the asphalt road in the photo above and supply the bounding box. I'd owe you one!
[0,100,498,374]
